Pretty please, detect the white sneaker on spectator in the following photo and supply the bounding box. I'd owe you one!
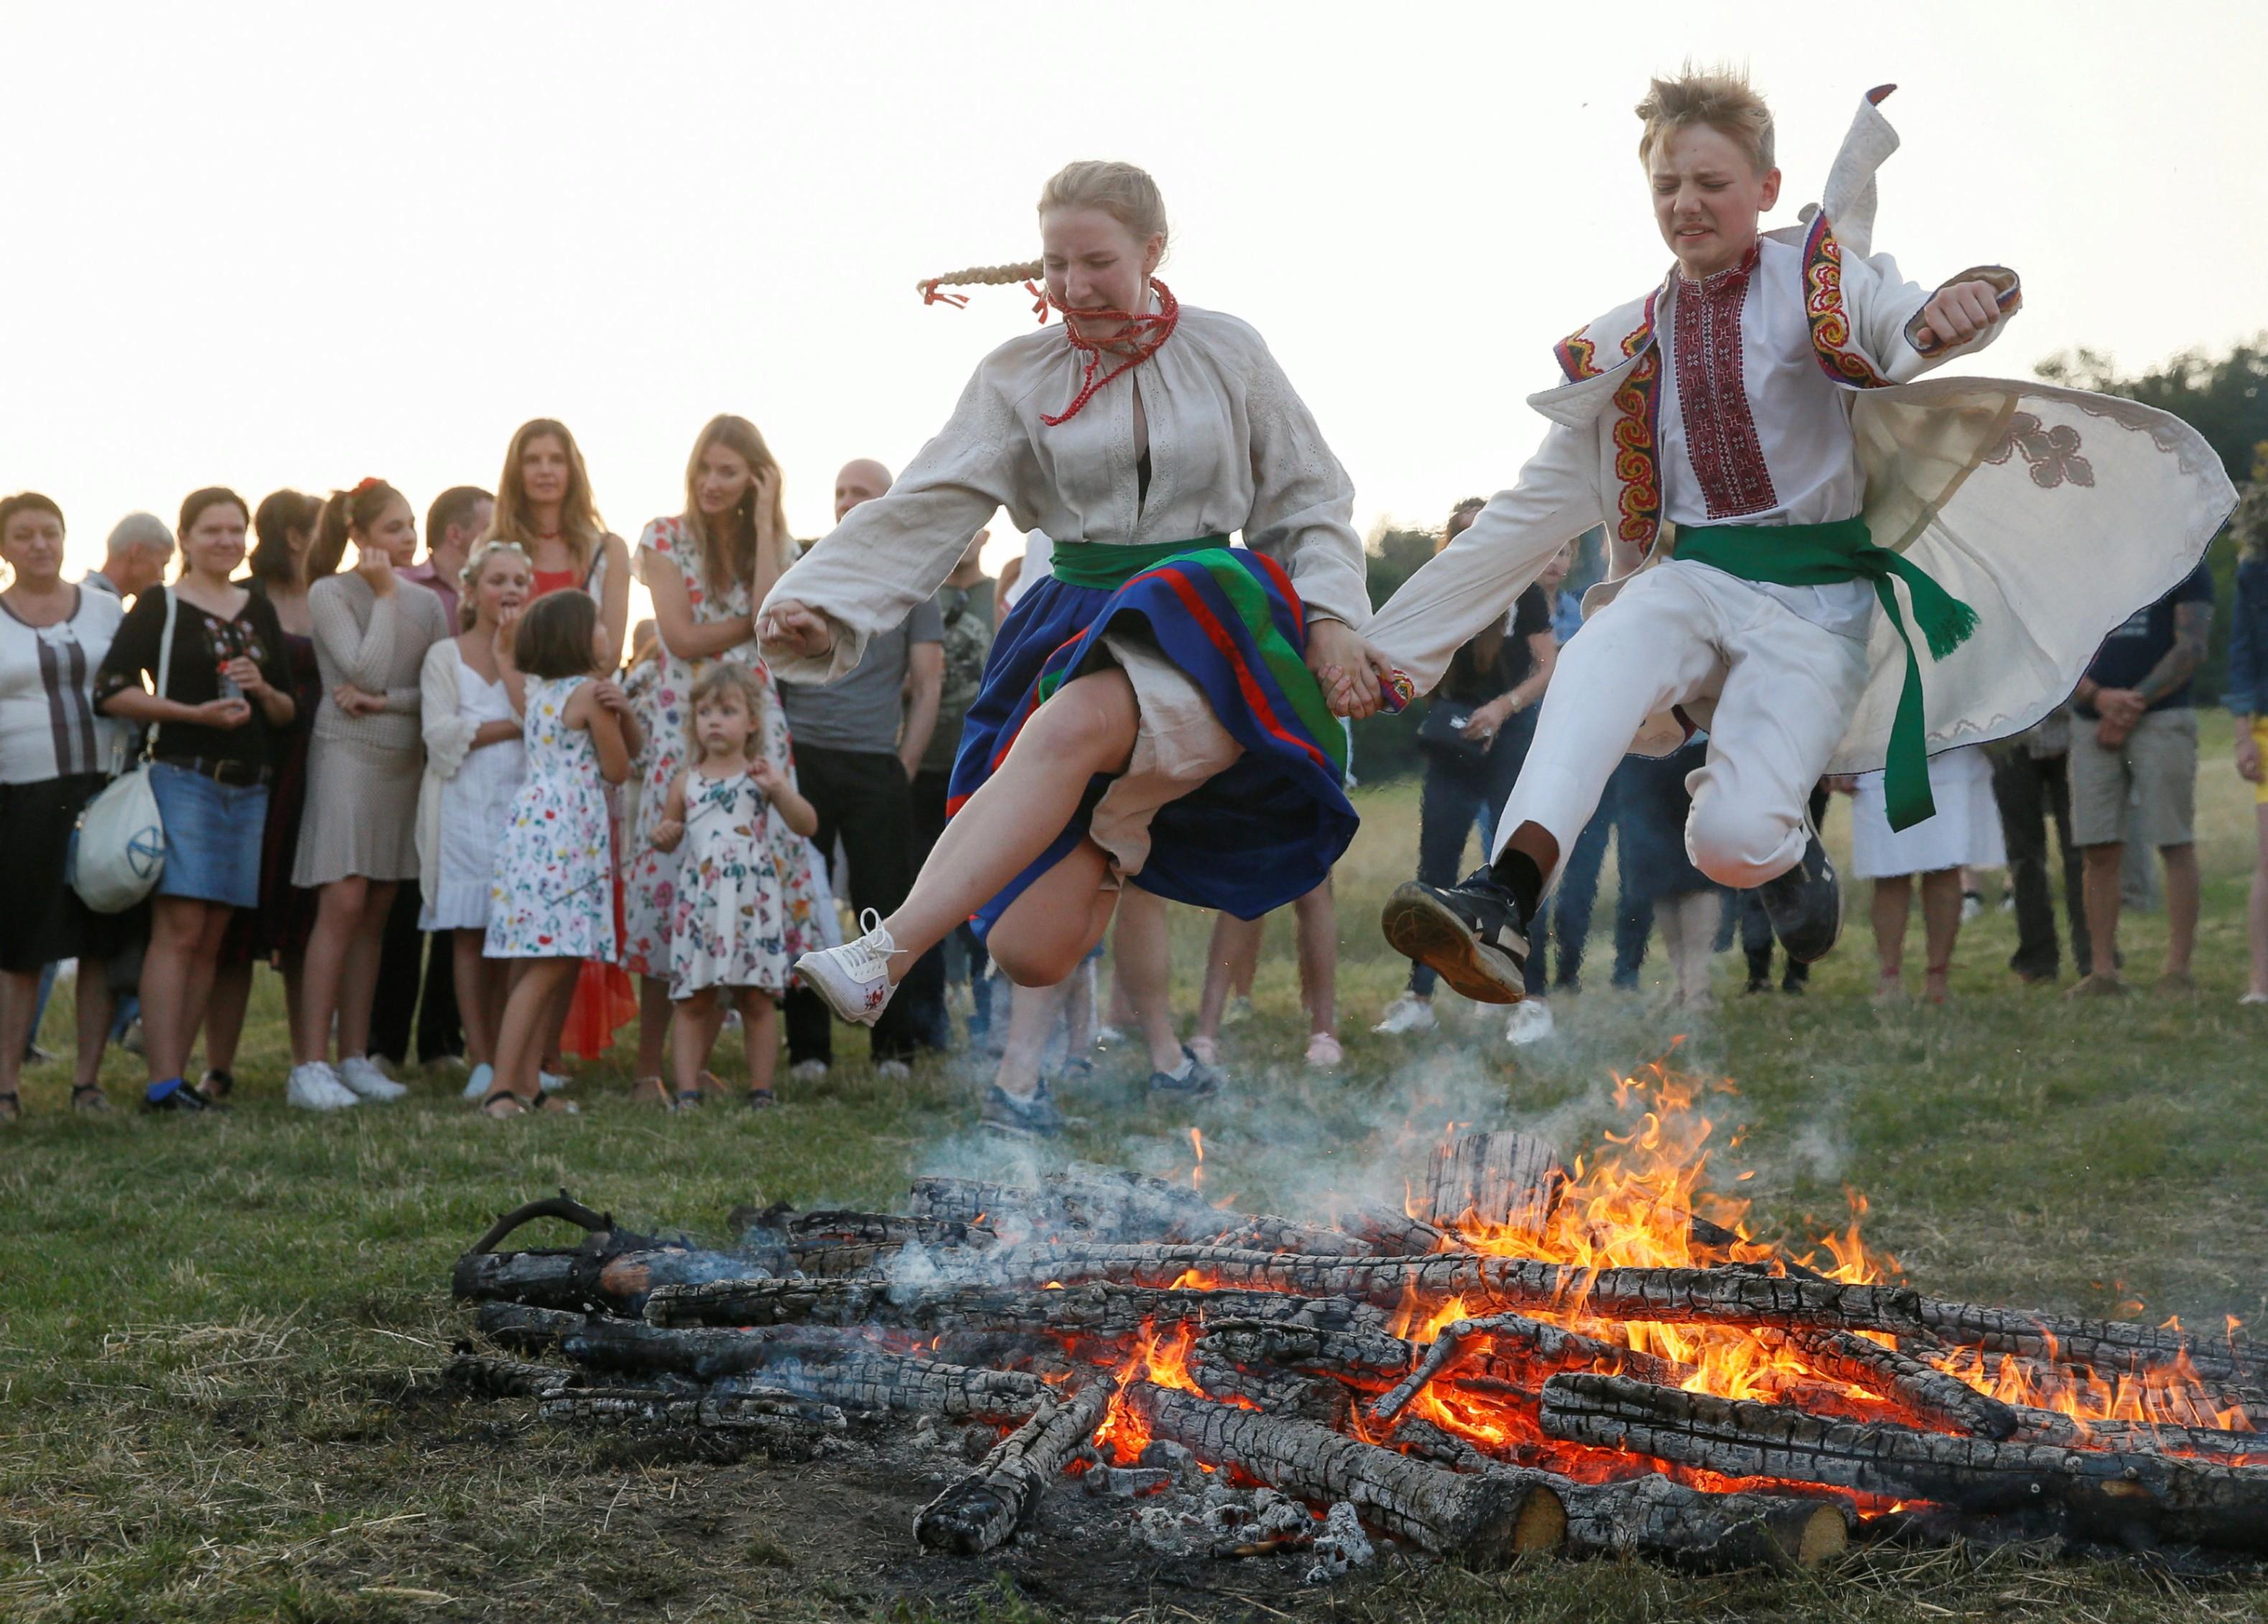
[1372,994,1437,1036]
[1093,1024,1128,1049]
[789,1059,829,1082]
[538,1069,571,1094]
[1304,1031,1343,1069]
[875,1058,912,1081]
[288,1063,360,1110]
[461,1062,495,1101]
[794,911,901,1027]
[1504,1001,1556,1047]
[339,1057,409,1101]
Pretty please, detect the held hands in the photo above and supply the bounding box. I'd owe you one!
[651,817,685,853]
[1915,279,2005,353]
[756,600,833,662]
[1305,620,1394,721]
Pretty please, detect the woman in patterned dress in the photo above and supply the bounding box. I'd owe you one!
[621,415,825,1103]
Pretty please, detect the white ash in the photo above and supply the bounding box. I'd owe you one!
[1304,1501,1375,1582]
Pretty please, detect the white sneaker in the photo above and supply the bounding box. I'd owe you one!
[461,1062,495,1101]
[789,1058,829,1083]
[339,1057,409,1102]
[1187,1035,1220,1066]
[1372,993,1439,1036]
[875,1058,912,1081]
[287,1062,360,1111]
[538,1069,570,1095]
[1094,1024,1128,1049]
[1304,1031,1343,1069]
[794,910,901,1028]
[1504,1001,1556,1047]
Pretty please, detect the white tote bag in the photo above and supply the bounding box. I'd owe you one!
[70,588,177,914]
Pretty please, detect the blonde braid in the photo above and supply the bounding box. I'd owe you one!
[916,260,1047,310]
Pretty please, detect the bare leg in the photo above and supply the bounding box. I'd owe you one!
[298,876,371,1066]
[335,880,396,1060]
[1064,957,1097,1053]
[2081,844,2124,984]
[2250,806,2268,998]
[1919,868,1963,1003]
[880,669,1138,970]
[993,980,1071,1100]
[985,840,1120,988]
[71,956,113,1095]
[1293,881,1337,1036]
[740,995,780,1096]
[1194,913,1264,1047]
[452,932,498,1067]
[0,969,35,1101]
[203,960,253,1075]
[279,953,310,1060]
[141,897,221,1085]
[635,974,671,1080]
[1111,886,1183,1075]
[179,910,231,1078]
[539,963,577,1076]
[670,988,725,1098]
[1869,876,1913,999]
[2160,843,2200,978]
[492,958,577,1108]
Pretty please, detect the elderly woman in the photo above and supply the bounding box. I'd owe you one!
[96,488,297,1113]
[0,494,128,1118]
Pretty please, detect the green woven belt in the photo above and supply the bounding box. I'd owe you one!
[1674,516,1979,832]
[1049,536,1230,591]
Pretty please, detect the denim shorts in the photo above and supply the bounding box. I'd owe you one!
[147,762,269,909]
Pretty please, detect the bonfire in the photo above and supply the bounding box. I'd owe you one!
[446,1065,2265,1572]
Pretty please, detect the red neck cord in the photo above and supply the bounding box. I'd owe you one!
[1040,280,1179,427]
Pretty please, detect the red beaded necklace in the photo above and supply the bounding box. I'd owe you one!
[1040,279,1179,427]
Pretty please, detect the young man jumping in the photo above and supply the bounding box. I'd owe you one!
[1365,71,2231,1002]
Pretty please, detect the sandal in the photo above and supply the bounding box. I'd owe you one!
[197,1068,234,1103]
[629,1076,670,1107]
[479,1087,578,1118]
[671,1090,705,1110]
[745,1088,777,1110]
[71,1083,112,1114]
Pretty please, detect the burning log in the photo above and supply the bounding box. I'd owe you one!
[2013,1412,2268,1463]
[537,1383,847,1445]
[913,1384,1113,1554]
[1538,1373,2268,1553]
[1332,1207,1454,1258]
[1755,1327,2020,1440]
[1912,1298,2267,1385]
[990,1243,1922,1333]
[912,1167,1373,1256]
[1423,1131,1564,1240]
[1189,1352,1353,1427]
[1370,1312,1688,1425]
[1125,1383,1568,1563]
[1557,1475,1849,1569]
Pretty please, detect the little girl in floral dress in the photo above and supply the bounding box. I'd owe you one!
[480,591,631,1117]
[651,664,817,1108]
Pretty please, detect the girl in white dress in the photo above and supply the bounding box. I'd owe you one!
[480,591,631,1117]
[416,541,530,1098]
[650,664,817,1108]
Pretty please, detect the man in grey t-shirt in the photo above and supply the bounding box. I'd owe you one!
[776,459,946,1077]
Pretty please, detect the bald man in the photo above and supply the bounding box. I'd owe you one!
[776,460,947,1080]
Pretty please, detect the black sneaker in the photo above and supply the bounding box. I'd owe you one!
[1758,827,1842,964]
[1380,870,1530,1004]
[1148,1046,1221,1100]
[981,1082,1066,1137]
[142,1080,213,1114]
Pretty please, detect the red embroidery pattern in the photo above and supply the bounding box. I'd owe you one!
[1612,348,1663,555]
[1803,215,1895,389]
[1673,249,1777,519]
[1556,329,1601,382]
[1983,412,2095,489]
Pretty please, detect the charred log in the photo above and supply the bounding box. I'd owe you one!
[913,1385,1112,1554]
[1127,1383,1568,1563]
[1370,1312,1688,1425]
[1189,1354,1352,1428]
[1557,1474,1850,1569]
[1911,1298,2267,1385]
[1757,1326,2020,1440]
[1423,1131,1564,1240]
[1538,1373,2268,1554]
[445,1350,582,1398]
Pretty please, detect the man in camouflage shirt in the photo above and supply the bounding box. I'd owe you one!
[908,529,999,1046]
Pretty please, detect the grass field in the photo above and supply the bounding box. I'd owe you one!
[5,715,2268,1623]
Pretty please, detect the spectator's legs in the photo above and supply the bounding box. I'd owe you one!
[2047,758,2093,978]
[1292,881,1337,1039]
[333,881,399,1063]
[1993,751,2057,980]
[906,768,955,1049]
[633,975,671,1083]
[2250,803,2268,1000]
[1106,886,1182,1075]
[740,993,781,1098]
[491,957,577,1107]
[368,883,424,1065]
[1194,911,1263,1052]
[0,970,37,1102]
[2160,843,2200,980]
[26,961,57,1058]
[669,987,725,1100]
[70,956,113,1095]
[2080,844,2126,984]
[993,978,1071,1101]
[1408,753,1486,998]
[1738,891,1775,988]
[829,752,924,1064]
[1550,799,1614,993]
[1657,890,1719,1006]
[299,878,375,1066]
[782,748,854,1071]
[141,899,231,1090]
[414,930,463,1064]
[1869,875,1913,999]
[1919,867,1964,1003]
[454,931,509,1069]
[202,961,254,1076]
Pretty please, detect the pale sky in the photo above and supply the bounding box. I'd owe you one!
[7,0,2262,596]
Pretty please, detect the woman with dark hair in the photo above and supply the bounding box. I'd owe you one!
[0,493,127,1119]
[287,480,449,1110]
[197,488,324,1100]
[96,488,297,1113]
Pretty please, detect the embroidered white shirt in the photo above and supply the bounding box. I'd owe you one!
[1658,238,1877,640]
